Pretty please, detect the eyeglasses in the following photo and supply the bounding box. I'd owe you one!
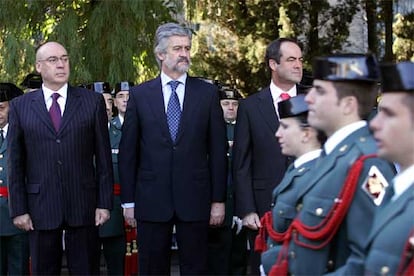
[37,55,69,65]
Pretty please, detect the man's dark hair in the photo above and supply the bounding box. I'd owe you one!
[265,38,301,66]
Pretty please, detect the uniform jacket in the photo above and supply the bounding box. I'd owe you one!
[232,87,289,218]
[99,118,124,237]
[7,86,113,230]
[287,126,396,275]
[118,76,227,222]
[261,158,319,274]
[0,136,25,236]
[364,185,414,275]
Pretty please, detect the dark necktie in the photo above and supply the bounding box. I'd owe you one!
[280,92,291,100]
[50,93,62,132]
[167,81,181,142]
[0,129,4,148]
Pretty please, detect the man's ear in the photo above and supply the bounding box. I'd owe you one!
[269,59,277,71]
[341,95,358,116]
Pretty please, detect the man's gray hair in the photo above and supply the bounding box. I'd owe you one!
[154,23,192,67]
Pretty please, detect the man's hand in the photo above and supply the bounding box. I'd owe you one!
[95,208,110,226]
[13,213,34,231]
[123,207,136,228]
[209,202,225,226]
[242,212,261,230]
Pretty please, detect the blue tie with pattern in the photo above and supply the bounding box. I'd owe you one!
[167,81,181,142]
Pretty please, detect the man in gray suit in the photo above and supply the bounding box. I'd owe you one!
[364,61,414,275]
[7,41,113,275]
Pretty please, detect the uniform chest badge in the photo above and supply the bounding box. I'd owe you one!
[361,165,389,206]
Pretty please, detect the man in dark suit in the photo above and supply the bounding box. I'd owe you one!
[0,83,29,275]
[7,41,113,275]
[118,23,227,275]
[232,38,303,274]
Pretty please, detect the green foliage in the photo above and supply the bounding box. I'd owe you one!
[393,12,414,61]
[1,0,413,94]
[0,0,175,88]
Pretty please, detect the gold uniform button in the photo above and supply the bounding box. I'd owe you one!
[315,208,324,216]
[380,266,389,275]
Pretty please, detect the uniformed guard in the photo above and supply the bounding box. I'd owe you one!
[207,83,248,275]
[263,54,396,275]
[364,61,414,275]
[257,94,326,275]
[20,73,42,92]
[87,81,126,275]
[87,82,113,121]
[0,83,29,275]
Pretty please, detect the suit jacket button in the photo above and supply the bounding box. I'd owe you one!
[56,139,61,143]
[0,179,3,184]
[0,154,3,159]
[57,160,63,165]
[0,167,3,172]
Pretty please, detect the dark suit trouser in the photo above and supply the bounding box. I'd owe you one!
[247,229,261,275]
[207,226,248,275]
[0,234,30,275]
[101,235,126,275]
[29,225,100,275]
[138,216,209,275]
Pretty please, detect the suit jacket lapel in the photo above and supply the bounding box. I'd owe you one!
[30,90,56,133]
[257,88,278,133]
[145,77,172,142]
[368,185,414,242]
[175,77,202,144]
[59,86,82,134]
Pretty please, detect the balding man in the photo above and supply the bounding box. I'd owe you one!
[7,41,113,274]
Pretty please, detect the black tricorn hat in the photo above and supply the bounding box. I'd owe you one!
[313,53,379,83]
[380,61,414,93]
[87,82,112,94]
[0,83,24,102]
[21,73,42,89]
[218,85,242,100]
[278,94,308,119]
[114,81,134,95]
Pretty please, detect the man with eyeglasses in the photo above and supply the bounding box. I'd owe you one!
[7,41,113,274]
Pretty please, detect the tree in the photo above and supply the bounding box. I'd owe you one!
[0,0,176,86]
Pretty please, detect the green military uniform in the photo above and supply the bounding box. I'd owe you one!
[207,84,248,275]
[87,82,126,275]
[0,83,29,275]
[98,116,126,275]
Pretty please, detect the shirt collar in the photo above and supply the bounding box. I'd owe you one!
[269,81,297,102]
[1,123,9,137]
[324,121,366,154]
[160,72,187,88]
[392,164,414,200]
[42,83,68,101]
[294,149,322,168]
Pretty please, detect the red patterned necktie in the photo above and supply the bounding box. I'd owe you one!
[280,92,291,100]
[49,93,62,132]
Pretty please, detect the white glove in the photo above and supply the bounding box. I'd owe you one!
[232,216,243,235]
